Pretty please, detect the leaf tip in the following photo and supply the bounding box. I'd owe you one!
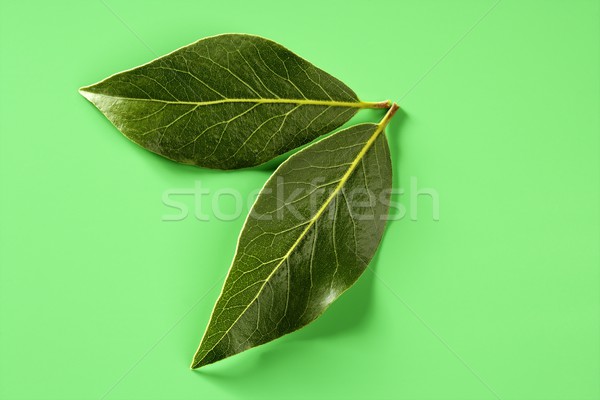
[78,87,93,101]
[190,350,203,370]
[190,358,204,370]
[190,347,217,370]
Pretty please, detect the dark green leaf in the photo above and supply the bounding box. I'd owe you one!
[191,105,398,368]
[80,34,389,169]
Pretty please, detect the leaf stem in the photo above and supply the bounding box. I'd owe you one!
[377,102,400,129]
[361,100,393,109]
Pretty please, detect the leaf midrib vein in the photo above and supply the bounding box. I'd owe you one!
[82,91,377,109]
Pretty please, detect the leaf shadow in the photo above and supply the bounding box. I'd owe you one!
[388,107,407,196]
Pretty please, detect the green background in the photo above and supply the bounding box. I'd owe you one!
[0,0,598,399]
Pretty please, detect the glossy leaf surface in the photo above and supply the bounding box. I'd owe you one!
[80,34,388,169]
[191,106,397,368]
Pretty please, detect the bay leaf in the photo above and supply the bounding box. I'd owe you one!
[191,104,399,368]
[80,34,390,169]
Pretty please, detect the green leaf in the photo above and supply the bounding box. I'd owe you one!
[80,34,389,169]
[191,104,398,368]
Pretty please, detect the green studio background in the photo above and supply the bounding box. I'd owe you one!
[0,1,598,399]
